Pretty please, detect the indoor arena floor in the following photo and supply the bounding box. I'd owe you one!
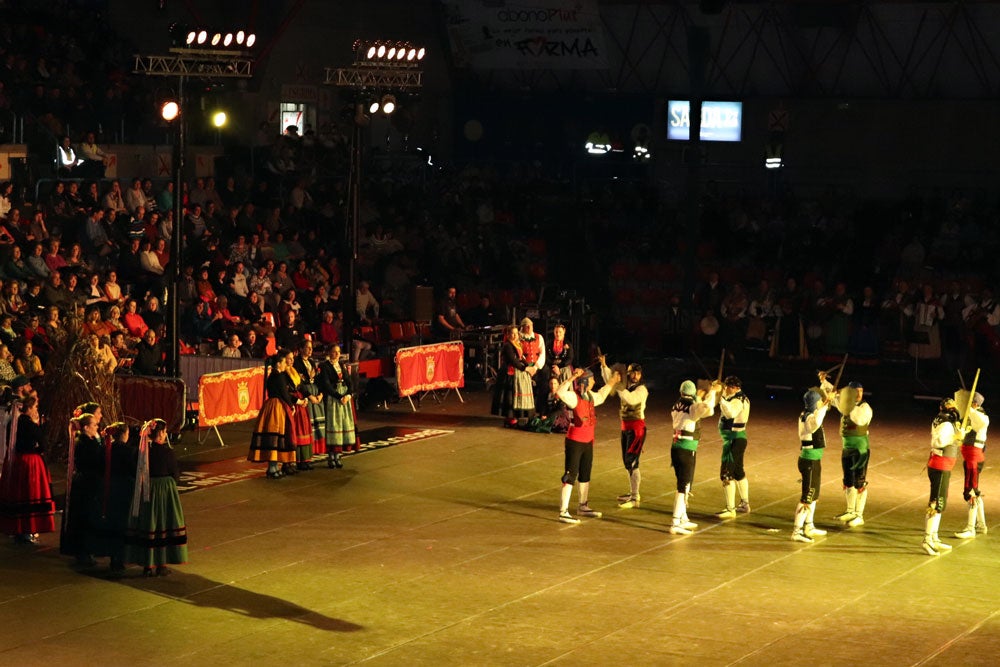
[2,378,999,666]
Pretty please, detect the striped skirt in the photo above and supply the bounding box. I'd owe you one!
[248,398,296,463]
[303,382,327,455]
[323,395,357,453]
[126,476,188,567]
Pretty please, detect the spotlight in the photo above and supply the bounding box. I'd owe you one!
[387,46,396,60]
[211,32,222,46]
[223,33,233,46]
[396,46,406,61]
[246,33,256,48]
[161,101,180,122]
[186,31,197,45]
[197,30,207,44]
[368,100,380,114]
[381,94,396,115]
[366,44,377,59]
[417,47,426,60]
[377,44,386,58]
[212,111,228,127]
[407,48,416,61]
[236,30,245,45]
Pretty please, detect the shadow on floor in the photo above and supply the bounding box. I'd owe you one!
[88,569,364,633]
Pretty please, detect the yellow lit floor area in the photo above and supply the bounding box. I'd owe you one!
[2,385,998,666]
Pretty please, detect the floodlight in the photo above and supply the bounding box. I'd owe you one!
[381,94,396,115]
[211,33,222,46]
[187,31,197,45]
[246,34,256,47]
[368,100,380,114]
[161,101,180,121]
[377,44,386,58]
[236,30,245,45]
[417,47,425,60]
[212,111,228,128]
[223,33,233,46]
[197,30,207,44]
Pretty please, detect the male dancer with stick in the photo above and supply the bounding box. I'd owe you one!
[715,375,751,518]
[955,386,989,539]
[792,379,832,542]
[599,355,648,509]
[669,378,720,535]
[923,397,963,555]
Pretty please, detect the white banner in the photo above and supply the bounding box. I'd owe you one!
[444,1,608,70]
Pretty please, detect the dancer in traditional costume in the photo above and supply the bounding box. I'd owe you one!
[922,400,960,556]
[103,422,136,576]
[316,344,357,469]
[283,348,316,472]
[0,396,56,544]
[792,386,830,543]
[247,351,301,479]
[715,376,751,518]
[830,380,872,527]
[491,324,534,428]
[955,392,989,539]
[127,419,187,576]
[599,356,647,509]
[60,408,103,566]
[669,380,719,535]
[293,339,326,469]
[555,368,616,524]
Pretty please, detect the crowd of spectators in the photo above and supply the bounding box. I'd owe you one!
[0,3,998,391]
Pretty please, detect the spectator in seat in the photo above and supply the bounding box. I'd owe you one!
[77,131,109,179]
[132,328,163,376]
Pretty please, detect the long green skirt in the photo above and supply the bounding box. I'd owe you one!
[126,476,188,567]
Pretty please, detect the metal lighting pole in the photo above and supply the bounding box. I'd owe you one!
[343,108,363,361]
[324,42,424,364]
[134,44,254,378]
[169,75,185,377]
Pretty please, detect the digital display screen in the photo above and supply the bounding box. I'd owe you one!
[667,100,743,142]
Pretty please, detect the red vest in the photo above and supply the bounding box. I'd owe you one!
[521,335,541,365]
[567,393,596,443]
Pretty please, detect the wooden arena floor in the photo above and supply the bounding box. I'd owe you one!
[1,377,998,666]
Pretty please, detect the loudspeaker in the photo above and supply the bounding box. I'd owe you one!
[413,286,434,321]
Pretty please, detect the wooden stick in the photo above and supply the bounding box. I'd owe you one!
[959,368,981,437]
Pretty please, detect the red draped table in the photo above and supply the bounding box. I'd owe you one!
[394,341,465,411]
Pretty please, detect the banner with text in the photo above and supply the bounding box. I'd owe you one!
[395,342,465,397]
[197,366,265,428]
[444,0,608,70]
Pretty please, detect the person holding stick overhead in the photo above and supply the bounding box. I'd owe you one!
[955,389,989,539]
[792,379,832,542]
[669,377,720,535]
[599,354,648,509]
[555,367,616,524]
[824,356,873,527]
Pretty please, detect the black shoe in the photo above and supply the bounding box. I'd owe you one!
[327,456,335,469]
[297,461,313,471]
[333,455,343,469]
[143,567,155,578]
[266,469,283,479]
[156,566,171,577]
[282,464,298,475]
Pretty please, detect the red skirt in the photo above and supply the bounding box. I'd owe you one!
[0,453,57,535]
[289,405,312,447]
